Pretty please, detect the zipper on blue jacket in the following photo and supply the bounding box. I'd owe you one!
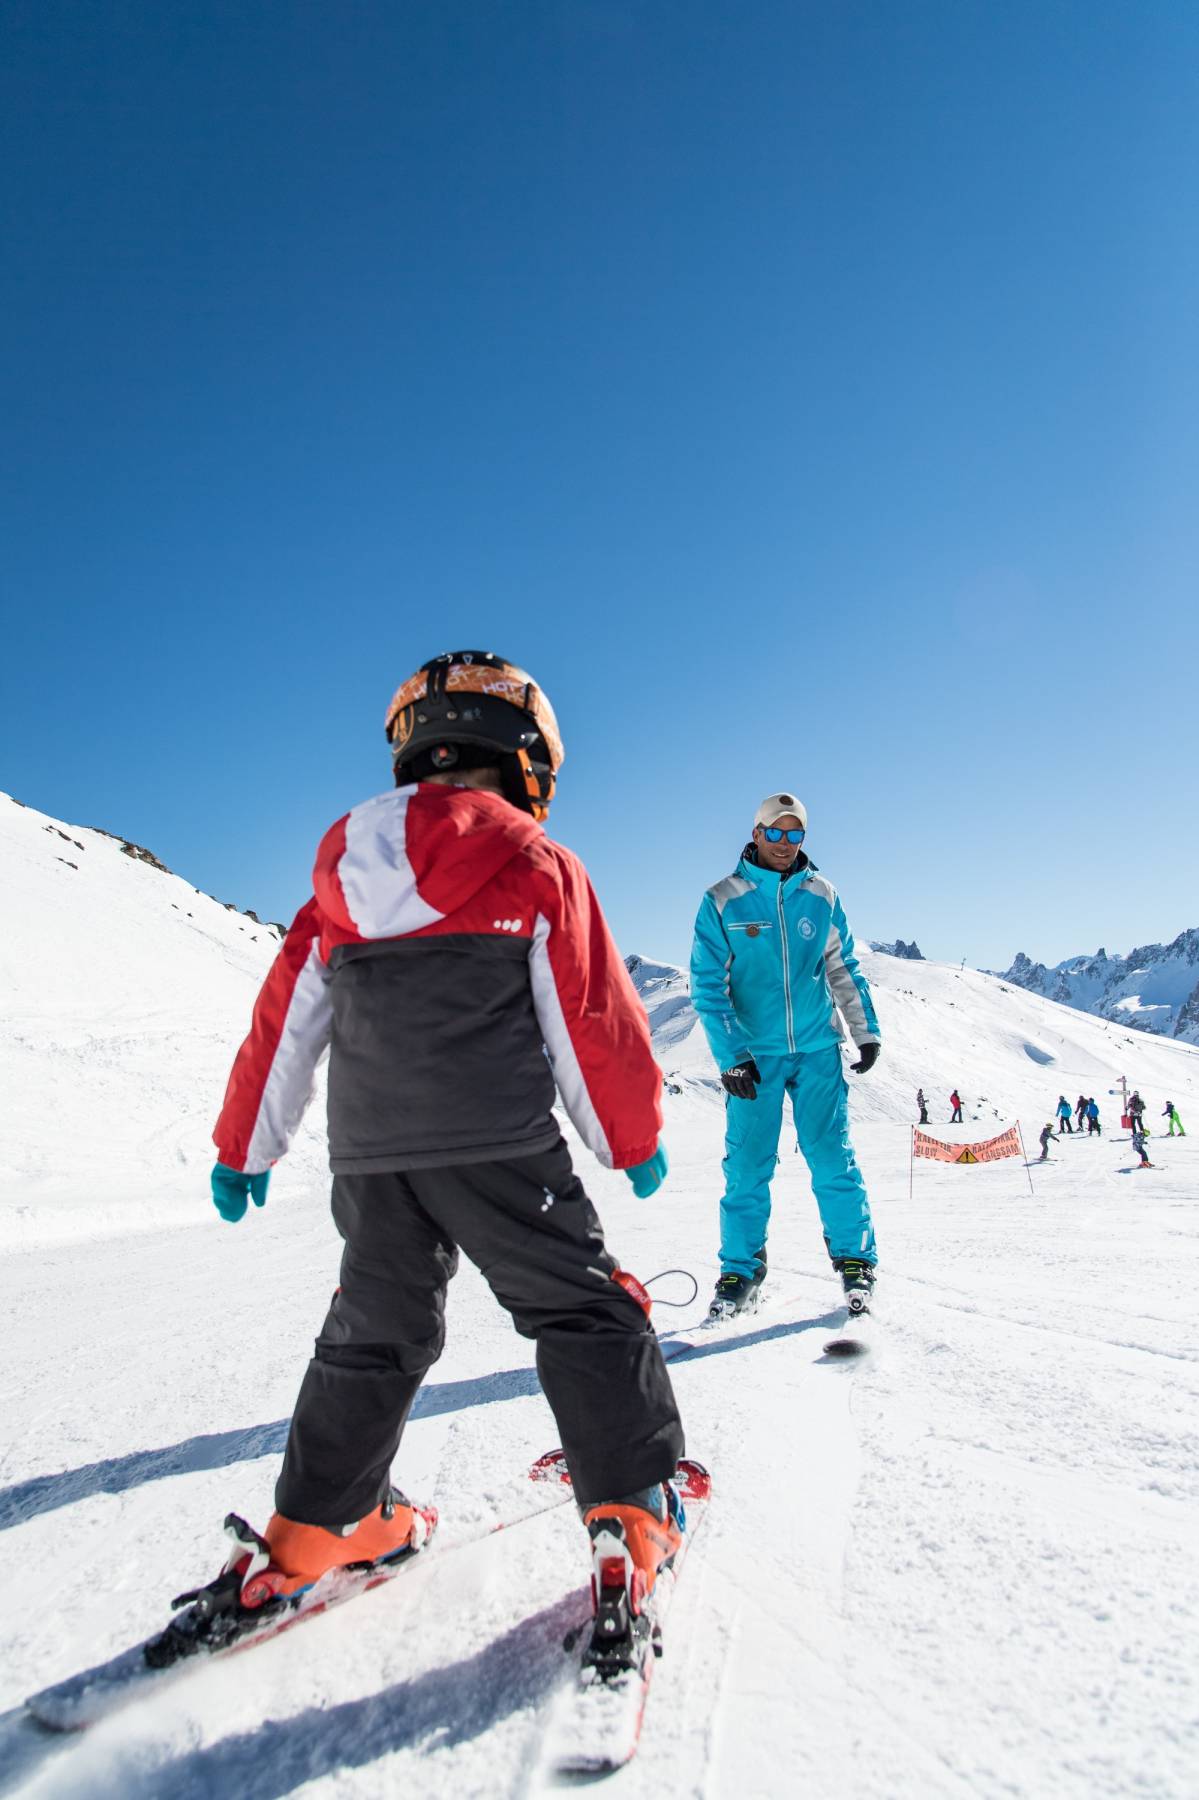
[778,881,795,1052]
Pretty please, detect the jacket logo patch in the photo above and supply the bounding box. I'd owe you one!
[494,918,524,933]
[746,925,760,938]
[799,919,815,939]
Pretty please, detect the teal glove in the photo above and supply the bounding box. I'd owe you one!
[624,1143,668,1199]
[211,1163,271,1224]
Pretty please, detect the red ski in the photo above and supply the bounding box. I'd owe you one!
[543,1455,712,1776]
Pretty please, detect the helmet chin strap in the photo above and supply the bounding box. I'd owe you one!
[507,747,554,821]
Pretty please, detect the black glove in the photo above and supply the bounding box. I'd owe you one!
[721,1058,761,1100]
[850,1042,880,1075]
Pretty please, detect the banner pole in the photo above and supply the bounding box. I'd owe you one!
[909,1127,915,1202]
[1018,1122,1035,1196]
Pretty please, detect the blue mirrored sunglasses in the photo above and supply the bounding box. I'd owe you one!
[761,825,805,844]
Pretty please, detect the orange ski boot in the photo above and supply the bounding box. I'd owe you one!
[581,1481,685,1671]
[241,1489,436,1603]
[144,1493,436,1667]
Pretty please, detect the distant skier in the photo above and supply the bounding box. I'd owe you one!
[690,789,880,1324]
[1038,1123,1055,1161]
[1128,1091,1146,1131]
[1131,1122,1152,1167]
[201,652,686,1645]
[1086,1098,1101,1135]
[917,1087,929,1124]
[1075,1094,1088,1132]
[1163,1102,1185,1136]
[1056,1096,1073,1135]
[949,1089,964,1123]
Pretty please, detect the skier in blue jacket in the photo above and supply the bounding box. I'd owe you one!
[690,791,880,1323]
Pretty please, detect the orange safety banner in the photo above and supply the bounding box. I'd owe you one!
[913,1125,1022,1165]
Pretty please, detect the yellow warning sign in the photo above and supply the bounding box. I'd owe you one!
[955,1149,979,1164]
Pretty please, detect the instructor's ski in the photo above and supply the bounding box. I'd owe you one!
[824,1307,875,1359]
[659,1288,806,1362]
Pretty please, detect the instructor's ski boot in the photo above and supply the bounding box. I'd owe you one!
[707,1245,767,1322]
[834,1257,876,1318]
[580,1481,686,1675]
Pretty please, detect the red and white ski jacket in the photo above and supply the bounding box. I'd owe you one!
[213,784,662,1177]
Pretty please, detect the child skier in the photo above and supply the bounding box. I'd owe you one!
[917,1088,929,1124]
[1086,1098,1101,1135]
[198,652,686,1654]
[1038,1123,1055,1161]
[1162,1102,1186,1136]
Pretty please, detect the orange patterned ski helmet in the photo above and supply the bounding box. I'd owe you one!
[385,651,564,820]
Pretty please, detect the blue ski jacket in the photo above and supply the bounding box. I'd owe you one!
[690,848,880,1068]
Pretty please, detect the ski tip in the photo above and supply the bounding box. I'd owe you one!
[532,1451,712,1503]
[674,1458,712,1501]
[556,1752,633,1777]
[529,1448,572,1486]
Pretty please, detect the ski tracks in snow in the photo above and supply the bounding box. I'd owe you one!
[617,1279,872,1798]
[841,1202,1199,1800]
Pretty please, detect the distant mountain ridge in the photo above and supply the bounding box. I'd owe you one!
[995,929,1199,1046]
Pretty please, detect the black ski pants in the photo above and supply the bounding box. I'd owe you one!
[275,1138,684,1523]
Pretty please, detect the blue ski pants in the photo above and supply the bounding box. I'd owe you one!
[719,1045,875,1278]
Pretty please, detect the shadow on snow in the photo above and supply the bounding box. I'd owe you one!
[1,1309,844,1534]
[0,1591,584,1799]
[661,1309,844,1364]
[0,1365,544,1533]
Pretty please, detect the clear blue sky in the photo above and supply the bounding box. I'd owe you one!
[3,1,1197,971]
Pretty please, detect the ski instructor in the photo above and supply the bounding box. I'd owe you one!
[690,791,881,1322]
[202,651,687,1641]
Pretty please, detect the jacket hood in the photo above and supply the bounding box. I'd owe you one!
[315,782,543,939]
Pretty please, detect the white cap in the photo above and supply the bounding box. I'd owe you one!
[754,791,808,830]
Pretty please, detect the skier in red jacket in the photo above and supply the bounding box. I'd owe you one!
[196,652,685,1654]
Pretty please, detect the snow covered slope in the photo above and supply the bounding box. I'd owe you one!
[996,931,1199,1044]
[2,800,1198,1799]
[626,945,1199,1132]
[0,791,329,1246]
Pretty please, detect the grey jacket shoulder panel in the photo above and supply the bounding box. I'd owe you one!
[801,871,836,907]
[706,873,755,915]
